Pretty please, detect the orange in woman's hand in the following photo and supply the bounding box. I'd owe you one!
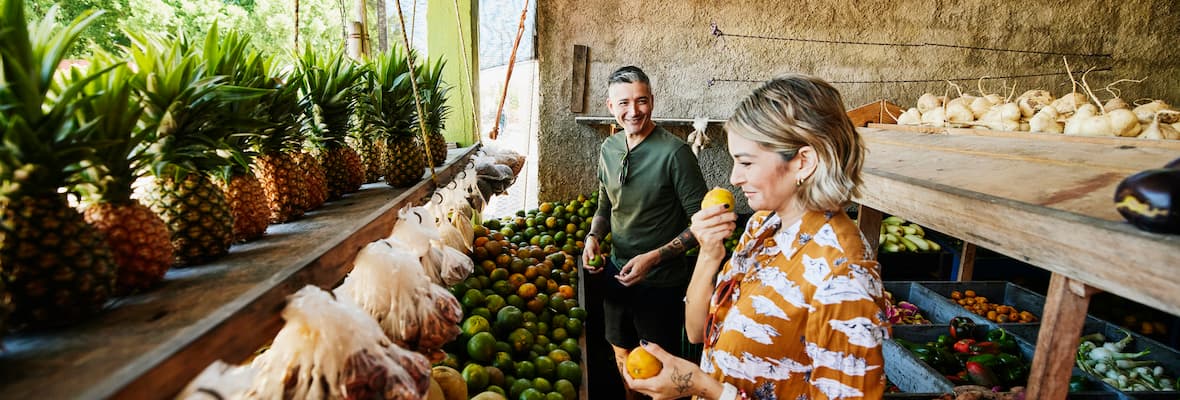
[626,346,663,379]
[701,188,734,211]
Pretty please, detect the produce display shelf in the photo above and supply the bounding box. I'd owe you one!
[854,127,1180,398]
[865,123,1180,151]
[0,146,480,400]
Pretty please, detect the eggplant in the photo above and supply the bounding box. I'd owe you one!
[1114,168,1180,234]
[1166,156,1180,170]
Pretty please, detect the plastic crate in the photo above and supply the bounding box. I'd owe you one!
[1008,320,1180,398]
[888,325,1116,398]
[886,281,973,325]
[918,281,1046,327]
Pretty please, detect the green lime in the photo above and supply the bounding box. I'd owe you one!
[461,363,488,393]
[485,294,506,314]
[515,360,537,379]
[560,338,580,360]
[565,318,582,336]
[534,356,556,379]
[509,328,535,353]
[493,280,515,297]
[552,315,569,330]
[467,332,496,362]
[495,305,525,333]
[548,349,571,364]
[556,360,582,385]
[472,307,492,321]
[465,277,483,291]
[535,334,550,347]
[493,351,516,373]
[507,294,527,309]
[463,288,485,309]
[567,307,587,320]
[550,327,568,343]
[554,379,577,400]
[545,392,565,400]
[510,379,533,399]
[495,341,513,353]
[461,315,492,338]
[532,377,552,393]
[520,388,544,400]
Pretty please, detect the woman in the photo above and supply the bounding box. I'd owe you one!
[625,74,889,400]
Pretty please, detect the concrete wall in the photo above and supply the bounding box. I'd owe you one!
[534,0,1180,206]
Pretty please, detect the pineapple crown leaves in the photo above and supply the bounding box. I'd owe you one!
[199,23,273,178]
[59,51,150,204]
[413,57,452,137]
[126,29,266,180]
[0,2,114,198]
[254,62,307,156]
[296,45,364,148]
[358,45,416,141]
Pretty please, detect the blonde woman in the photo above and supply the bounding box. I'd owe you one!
[625,74,889,400]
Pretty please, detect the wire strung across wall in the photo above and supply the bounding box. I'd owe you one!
[710,22,1112,58]
[707,67,1114,87]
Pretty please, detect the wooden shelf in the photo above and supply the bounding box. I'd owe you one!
[852,127,1179,398]
[574,116,726,127]
[0,146,479,400]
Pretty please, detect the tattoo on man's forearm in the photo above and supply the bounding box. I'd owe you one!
[671,367,693,394]
[658,229,697,261]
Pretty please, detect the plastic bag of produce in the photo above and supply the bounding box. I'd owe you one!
[335,241,462,353]
[421,245,474,287]
[245,286,431,400]
[387,206,441,258]
[481,145,526,176]
[177,360,256,400]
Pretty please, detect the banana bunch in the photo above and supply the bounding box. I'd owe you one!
[879,216,942,253]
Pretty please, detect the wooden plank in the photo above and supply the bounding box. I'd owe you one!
[859,129,1175,221]
[1026,274,1097,400]
[856,204,883,260]
[0,147,480,400]
[866,123,1180,151]
[570,45,589,113]
[855,169,1180,317]
[955,242,976,281]
[575,116,726,127]
[847,100,903,127]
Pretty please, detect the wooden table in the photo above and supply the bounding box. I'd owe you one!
[852,127,1180,399]
[0,146,479,399]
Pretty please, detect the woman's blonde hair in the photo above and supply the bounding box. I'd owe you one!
[725,74,866,211]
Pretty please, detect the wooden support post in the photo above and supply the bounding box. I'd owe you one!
[956,242,976,281]
[857,204,883,260]
[1027,273,1099,400]
[570,45,589,113]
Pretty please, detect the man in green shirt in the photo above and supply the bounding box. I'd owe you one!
[582,66,708,396]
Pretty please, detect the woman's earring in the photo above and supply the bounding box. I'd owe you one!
[796,178,804,187]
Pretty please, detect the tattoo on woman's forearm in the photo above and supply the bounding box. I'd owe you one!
[671,367,693,394]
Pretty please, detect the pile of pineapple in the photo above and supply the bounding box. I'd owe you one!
[0,1,456,333]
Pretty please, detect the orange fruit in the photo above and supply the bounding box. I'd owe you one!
[626,347,662,379]
[509,273,528,289]
[474,236,490,248]
[558,285,575,299]
[701,188,735,211]
[518,283,539,299]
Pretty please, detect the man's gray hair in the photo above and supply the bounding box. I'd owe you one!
[608,66,650,86]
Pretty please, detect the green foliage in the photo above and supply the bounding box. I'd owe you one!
[0,1,111,197]
[296,44,364,147]
[414,56,451,137]
[358,44,416,140]
[22,0,352,60]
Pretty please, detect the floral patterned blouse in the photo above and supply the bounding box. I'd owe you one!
[700,210,890,400]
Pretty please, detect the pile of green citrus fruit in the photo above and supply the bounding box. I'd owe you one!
[439,195,602,400]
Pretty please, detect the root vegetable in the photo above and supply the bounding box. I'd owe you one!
[917,93,946,113]
[975,102,1021,131]
[1029,106,1064,134]
[1100,78,1143,113]
[897,107,922,125]
[1063,67,1142,137]
[1139,110,1180,140]
[1134,100,1173,124]
[922,106,948,126]
[1016,90,1054,119]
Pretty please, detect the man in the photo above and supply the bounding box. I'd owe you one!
[582,66,708,398]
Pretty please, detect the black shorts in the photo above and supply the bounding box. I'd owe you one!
[601,260,688,353]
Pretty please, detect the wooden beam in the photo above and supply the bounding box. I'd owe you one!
[856,205,883,261]
[0,147,480,400]
[570,45,589,113]
[955,242,976,281]
[1026,274,1095,400]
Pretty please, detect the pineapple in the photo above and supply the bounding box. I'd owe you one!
[299,151,329,211]
[68,52,174,295]
[350,73,386,184]
[127,30,258,266]
[0,3,118,327]
[297,47,366,200]
[255,65,309,223]
[415,58,453,167]
[362,45,426,188]
[202,27,270,242]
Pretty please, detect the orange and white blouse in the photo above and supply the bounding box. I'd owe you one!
[700,210,890,400]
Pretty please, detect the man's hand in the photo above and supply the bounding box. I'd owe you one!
[582,235,604,274]
[615,250,660,287]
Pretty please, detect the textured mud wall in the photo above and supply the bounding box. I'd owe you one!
[535,0,1180,204]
